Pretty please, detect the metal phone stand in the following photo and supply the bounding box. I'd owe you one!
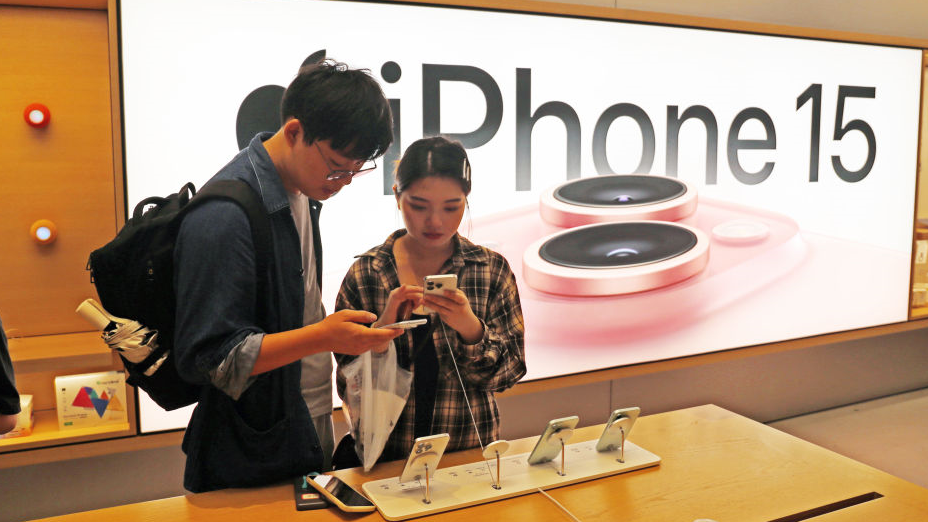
[553,428,575,476]
[598,417,633,463]
[482,440,510,490]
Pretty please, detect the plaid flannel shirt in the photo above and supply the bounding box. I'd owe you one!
[335,230,526,461]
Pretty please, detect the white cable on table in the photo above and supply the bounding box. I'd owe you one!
[536,487,583,522]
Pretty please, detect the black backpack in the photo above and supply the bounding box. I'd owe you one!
[86,180,271,410]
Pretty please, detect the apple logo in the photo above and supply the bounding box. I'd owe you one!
[235,49,327,150]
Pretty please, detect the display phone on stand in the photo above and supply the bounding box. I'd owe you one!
[293,475,328,511]
[595,407,640,452]
[304,472,376,513]
[400,433,451,483]
[423,274,457,313]
[527,416,580,465]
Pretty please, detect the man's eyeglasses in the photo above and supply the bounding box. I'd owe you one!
[314,141,377,182]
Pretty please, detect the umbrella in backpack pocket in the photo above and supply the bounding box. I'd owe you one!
[76,298,166,376]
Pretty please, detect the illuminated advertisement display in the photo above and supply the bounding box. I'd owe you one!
[119,0,922,431]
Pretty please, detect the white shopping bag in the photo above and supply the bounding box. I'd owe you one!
[339,341,412,471]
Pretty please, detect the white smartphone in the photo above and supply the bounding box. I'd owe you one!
[423,274,458,313]
[305,473,376,513]
[526,416,580,465]
[424,274,458,295]
[377,318,428,329]
[399,433,451,483]
[595,407,640,453]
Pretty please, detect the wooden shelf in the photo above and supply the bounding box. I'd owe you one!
[7,331,115,374]
[1,1,106,9]
[0,409,131,453]
[0,427,181,470]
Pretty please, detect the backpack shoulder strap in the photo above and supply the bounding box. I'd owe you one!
[185,180,273,324]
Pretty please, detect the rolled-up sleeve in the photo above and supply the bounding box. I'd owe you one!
[208,333,262,399]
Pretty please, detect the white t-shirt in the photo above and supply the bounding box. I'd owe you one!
[288,191,333,418]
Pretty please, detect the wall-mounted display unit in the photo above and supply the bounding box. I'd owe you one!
[118,0,923,431]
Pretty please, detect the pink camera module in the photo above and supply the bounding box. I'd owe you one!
[539,174,698,227]
[468,174,807,345]
[523,220,710,296]
[527,175,707,296]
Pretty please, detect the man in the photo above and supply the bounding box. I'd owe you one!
[1,317,21,435]
[173,60,402,492]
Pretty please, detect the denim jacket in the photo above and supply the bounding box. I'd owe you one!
[173,132,323,492]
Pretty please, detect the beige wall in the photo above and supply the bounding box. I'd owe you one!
[605,0,928,40]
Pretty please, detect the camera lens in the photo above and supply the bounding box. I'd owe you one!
[540,175,697,227]
[538,222,698,269]
[553,175,687,208]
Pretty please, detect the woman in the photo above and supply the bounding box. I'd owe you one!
[335,136,526,461]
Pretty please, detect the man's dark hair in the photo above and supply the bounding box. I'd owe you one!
[281,59,393,161]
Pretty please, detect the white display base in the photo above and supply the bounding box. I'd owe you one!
[363,439,660,521]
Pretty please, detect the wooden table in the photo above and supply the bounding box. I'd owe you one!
[33,405,928,521]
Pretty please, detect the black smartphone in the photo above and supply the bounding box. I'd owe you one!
[293,475,328,511]
[305,473,376,513]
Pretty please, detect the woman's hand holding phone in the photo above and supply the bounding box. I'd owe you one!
[423,275,483,344]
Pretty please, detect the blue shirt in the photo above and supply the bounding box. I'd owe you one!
[173,132,324,492]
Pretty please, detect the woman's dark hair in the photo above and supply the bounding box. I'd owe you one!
[395,136,472,195]
[280,59,393,161]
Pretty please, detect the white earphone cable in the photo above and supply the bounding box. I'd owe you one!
[438,321,496,482]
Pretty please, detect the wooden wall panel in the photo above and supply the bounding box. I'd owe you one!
[1,1,106,9]
[0,7,117,337]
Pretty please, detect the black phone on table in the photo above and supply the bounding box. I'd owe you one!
[293,475,328,511]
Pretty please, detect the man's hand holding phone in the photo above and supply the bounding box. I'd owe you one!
[322,309,403,355]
